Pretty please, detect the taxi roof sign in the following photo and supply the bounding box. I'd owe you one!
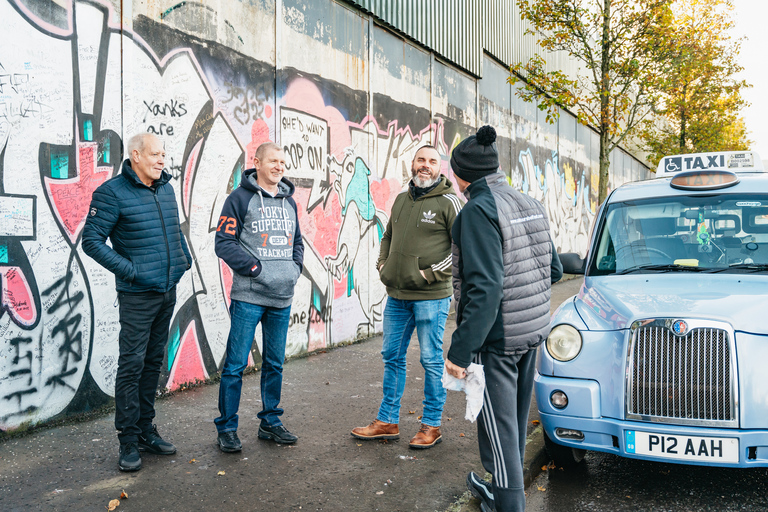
[656,151,764,177]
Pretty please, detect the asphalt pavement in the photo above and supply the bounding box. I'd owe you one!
[0,277,583,512]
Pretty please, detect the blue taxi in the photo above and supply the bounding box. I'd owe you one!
[538,151,768,468]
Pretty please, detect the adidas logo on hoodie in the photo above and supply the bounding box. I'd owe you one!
[421,210,436,224]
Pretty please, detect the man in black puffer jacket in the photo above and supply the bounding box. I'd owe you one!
[83,133,191,473]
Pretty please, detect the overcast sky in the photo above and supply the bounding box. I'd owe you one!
[733,0,768,162]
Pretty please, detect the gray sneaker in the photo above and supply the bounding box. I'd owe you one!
[467,472,495,512]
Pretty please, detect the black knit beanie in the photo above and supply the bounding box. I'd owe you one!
[450,125,499,183]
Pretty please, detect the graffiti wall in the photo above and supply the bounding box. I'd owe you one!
[0,0,649,430]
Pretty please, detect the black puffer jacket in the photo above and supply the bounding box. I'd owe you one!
[83,159,191,293]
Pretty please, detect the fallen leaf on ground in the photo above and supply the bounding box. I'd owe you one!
[417,416,422,420]
[107,499,120,511]
[356,443,362,447]
[447,418,452,421]
[459,433,465,437]
[408,411,415,414]
[120,490,128,499]
[217,471,226,476]
[531,420,540,425]
[376,491,384,495]
[189,459,196,464]
[387,479,392,485]
[537,486,546,492]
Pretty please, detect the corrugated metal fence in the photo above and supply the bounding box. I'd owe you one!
[347,0,578,79]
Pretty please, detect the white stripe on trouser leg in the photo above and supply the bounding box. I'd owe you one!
[477,353,508,488]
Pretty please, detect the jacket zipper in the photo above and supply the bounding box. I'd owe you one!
[154,191,171,291]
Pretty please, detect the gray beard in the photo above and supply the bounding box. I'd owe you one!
[412,174,438,188]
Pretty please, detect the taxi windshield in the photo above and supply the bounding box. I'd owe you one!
[590,194,768,275]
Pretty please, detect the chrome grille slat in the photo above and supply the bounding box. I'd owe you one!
[627,322,736,426]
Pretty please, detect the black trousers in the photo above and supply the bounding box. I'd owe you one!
[114,287,176,444]
[474,348,537,512]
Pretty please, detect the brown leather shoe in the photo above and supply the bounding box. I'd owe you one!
[351,419,399,440]
[409,424,442,449]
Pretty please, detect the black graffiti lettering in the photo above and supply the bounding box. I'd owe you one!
[45,367,78,390]
[142,99,187,120]
[43,273,84,314]
[309,305,332,324]
[164,156,183,178]
[41,272,84,392]
[289,311,307,327]
[52,313,83,363]
[8,336,34,386]
[147,123,174,136]
[284,143,304,170]
[0,405,38,422]
[282,115,303,132]
[3,335,36,414]
[3,387,38,405]
[307,146,323,170]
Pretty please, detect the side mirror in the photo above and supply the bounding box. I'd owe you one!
[560,253,586,275]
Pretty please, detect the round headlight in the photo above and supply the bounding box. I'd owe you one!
[547,324,582,361]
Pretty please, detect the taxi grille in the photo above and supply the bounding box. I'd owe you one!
[627,325,736,425]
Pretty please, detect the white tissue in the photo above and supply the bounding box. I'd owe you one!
[441,362,485,422]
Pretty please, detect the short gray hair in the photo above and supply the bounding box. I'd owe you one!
[127,133,159,156]
[254,142,283,162]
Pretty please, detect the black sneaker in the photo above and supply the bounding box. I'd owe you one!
[138,425,177,455]
[467,471,495,512]
[217,431,242,453]
[258,424,298,444]
[118,442,142,472]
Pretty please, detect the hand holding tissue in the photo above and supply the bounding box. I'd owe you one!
[441,362,485,422]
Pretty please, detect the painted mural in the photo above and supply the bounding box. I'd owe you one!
[0,0,644,431]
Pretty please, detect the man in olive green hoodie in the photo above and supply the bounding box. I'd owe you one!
[352,145,462,449]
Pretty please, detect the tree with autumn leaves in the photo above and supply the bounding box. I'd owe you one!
[641,0,751,165]
[510,0,751,204]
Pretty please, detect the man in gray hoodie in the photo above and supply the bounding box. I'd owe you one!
[213,142,304,452]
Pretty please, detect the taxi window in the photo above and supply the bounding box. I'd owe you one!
[590,194,768,275]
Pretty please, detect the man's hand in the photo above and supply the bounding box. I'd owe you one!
[445,359,466,379]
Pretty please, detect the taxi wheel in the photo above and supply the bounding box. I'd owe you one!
[543,430,586,468]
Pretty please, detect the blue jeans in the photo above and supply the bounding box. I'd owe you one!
[214,300,291,433]
[377,296,450,427]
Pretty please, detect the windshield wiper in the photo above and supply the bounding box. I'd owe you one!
[616,264,707,275]
[708,263,768,273]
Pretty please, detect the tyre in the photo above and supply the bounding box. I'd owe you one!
[543,429,586,467]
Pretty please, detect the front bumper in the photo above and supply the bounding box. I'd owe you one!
[536,373,768,468]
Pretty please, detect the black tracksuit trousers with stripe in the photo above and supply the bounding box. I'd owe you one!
[474,348,537,512]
